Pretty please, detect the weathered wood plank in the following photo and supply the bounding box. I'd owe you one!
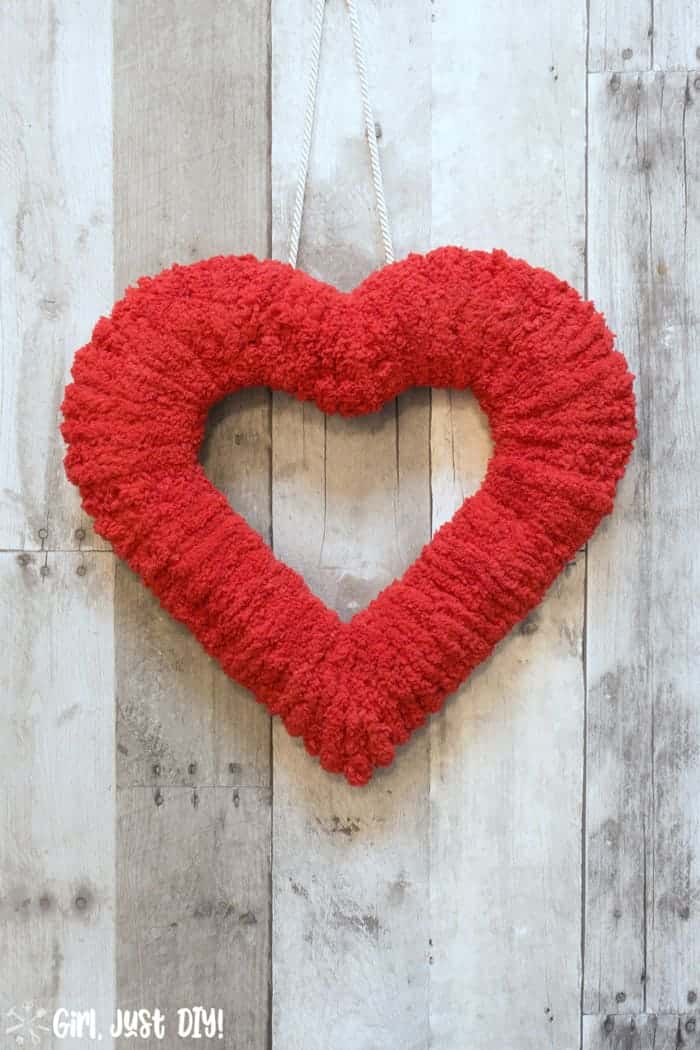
[583,1013,700,1049]
[588,0,652,73]
[113,3,272,1046]
[589,0,700,74]
[0,0,112,550]
[652,0,700,71]
[0,6,116,1043]
[583,70,653,1018]
[624,70,699,1015]
[0,551,115,1044]
[270,1,432,1047]
[117,784,271,1048]
[429,3,587,1047]
[585,70,700,1017]
[431,1,587,287]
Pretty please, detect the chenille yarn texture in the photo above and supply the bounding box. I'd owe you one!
[61,247,636,785]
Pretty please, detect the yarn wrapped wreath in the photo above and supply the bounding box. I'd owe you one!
[61,247,636,785]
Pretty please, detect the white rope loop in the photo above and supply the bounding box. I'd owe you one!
[287,0,394,270]
[287,0,326,269]
[346,0,394,266]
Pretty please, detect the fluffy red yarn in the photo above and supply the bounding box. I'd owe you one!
[61,248,636,785]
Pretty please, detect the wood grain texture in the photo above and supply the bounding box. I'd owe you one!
[653,1,700,70]
[0,551,115,1045]
[589,0,700,73]
[583,1013,700,1049]
[431,0,587,286]
[588,0,652,73]
[0,0,112,550]
[429,2,587,1047]
[112,3,272,1046]
[270,1,432,1047]
[117,784,271,1048]
[586,70,700,1018]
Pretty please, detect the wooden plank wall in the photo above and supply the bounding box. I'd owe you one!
[1,1,698,1048]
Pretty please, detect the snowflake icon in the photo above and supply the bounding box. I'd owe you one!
[4,1003,50,1046]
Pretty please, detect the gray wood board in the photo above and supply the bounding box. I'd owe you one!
[112,2,272,1047]
[1,5,116,1046]
[583,1013,700,1048]
[588,0,700,72]
[0,0,112,550]
[585,69,700,1017]
[0,551,115,1046]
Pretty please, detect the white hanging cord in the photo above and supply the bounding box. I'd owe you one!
[346,0,394,266]
[287,0,325,269]
[287,0,395,269]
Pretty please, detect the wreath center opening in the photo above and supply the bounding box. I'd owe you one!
[200,386,493,621]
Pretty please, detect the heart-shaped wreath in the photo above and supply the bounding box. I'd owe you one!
[62,247,636,784]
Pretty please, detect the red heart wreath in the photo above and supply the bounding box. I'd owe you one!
[61,247,636,785]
